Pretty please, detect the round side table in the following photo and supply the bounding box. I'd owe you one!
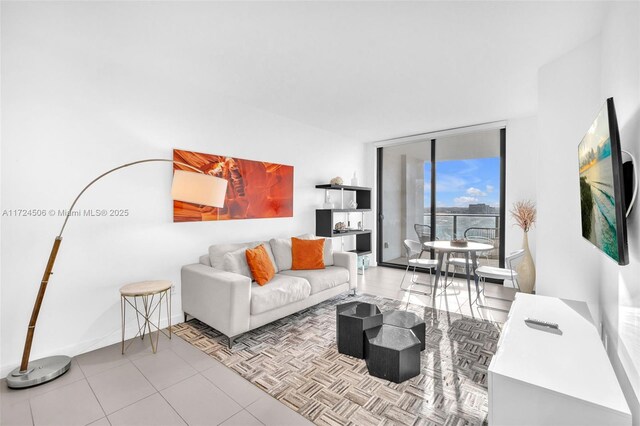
[120,280,172,354]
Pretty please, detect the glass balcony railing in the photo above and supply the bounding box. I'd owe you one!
[422,213,501,262]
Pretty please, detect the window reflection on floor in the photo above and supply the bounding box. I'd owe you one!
[358,265,516,326]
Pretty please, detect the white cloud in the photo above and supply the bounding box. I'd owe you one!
[454,196,479,205]
[466,187,486,196]
[434,173,467,193]
[486,184,494,193]
[453,160,480,176]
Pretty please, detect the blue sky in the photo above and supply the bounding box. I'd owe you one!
[423,157,500,208]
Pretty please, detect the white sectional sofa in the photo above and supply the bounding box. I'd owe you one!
[181,236,357,348]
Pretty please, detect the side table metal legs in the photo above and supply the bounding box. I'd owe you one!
[121,289,172,354]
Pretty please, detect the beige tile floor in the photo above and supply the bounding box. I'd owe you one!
[1,266,514,426]
[1,333,312,426]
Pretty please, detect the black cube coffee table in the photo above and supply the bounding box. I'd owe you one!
[364,324,421,383]
[336,302,383,359]
[383,310,426,351]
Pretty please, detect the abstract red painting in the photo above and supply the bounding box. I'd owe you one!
[173,149,294,222]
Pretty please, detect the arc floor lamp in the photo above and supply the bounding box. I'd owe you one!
[7,159,228,389]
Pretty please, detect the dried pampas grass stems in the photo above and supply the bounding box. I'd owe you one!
[511,200,536,232]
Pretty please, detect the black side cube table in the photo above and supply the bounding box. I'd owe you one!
[383,310,426,351]
[364,325,421,383]
[336,302,383,359]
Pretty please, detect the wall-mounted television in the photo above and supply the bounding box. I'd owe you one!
[578,97,629,265]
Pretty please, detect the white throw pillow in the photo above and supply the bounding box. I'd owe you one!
[210,240,278,273]
[259,241,280,273]
[323,238,334,266]
[221,247,252,279]
[209,242,251,270]
[270,238,294,272]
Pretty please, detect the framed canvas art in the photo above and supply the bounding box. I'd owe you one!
[173,149,294,222]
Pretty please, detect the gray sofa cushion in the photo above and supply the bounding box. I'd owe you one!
[250,274,311,315]
[269,238,295,272]
[209,241,278,273]
[280,266,349,295]
[221,247,252,279]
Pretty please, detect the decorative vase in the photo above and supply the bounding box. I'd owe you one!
[323,190,333,209]
[516,232,536,293]
[351,171,358,186]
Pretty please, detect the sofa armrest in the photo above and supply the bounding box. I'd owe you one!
[333,251,358,290]
[181,263,251,337]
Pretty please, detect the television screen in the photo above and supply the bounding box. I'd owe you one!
[578,98,629,265]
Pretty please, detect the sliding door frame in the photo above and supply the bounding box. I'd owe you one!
[376,126,507,279]
[376,147,384,264]
[499,128,506,269]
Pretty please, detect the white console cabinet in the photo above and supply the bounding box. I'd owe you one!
[489,293,631,425]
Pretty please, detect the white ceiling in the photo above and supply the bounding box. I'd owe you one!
[8,1,610,142]
[159,1,609,142]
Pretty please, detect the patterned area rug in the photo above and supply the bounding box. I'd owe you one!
[174,294,500,425]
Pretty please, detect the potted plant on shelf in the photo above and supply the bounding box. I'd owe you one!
[511,200,536,293]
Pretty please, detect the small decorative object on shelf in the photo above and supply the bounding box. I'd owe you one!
[330,176,344,185]
[335,222,347,232]
[450,239,468,247]
[357,221,362,230]
[348,199,358,209]
[323,190,333,209]
[351,171,358,186]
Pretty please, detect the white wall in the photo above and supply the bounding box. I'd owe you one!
[536,35,603,313]
[0,3,364,376]
[377,142,430,262]
[599,2,640,421]
[404,155,425,248]
[536,2,640,421]
[381,148,403,261]
[434,130,500,161]
[505,116,538,262]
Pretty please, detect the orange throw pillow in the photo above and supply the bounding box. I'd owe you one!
[291,237,325,270]
[245,244,276,285]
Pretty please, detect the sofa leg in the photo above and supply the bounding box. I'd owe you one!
[228,335,235,349]
[184,313,189,323]
[350,288,357,296]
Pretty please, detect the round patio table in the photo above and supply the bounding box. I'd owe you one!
[423,241,494,304]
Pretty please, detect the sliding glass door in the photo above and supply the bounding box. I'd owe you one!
[378,140,431,266]
[433,130,503,266]
[377,128,505,269]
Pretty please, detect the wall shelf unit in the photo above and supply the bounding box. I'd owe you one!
[315,184,372,259]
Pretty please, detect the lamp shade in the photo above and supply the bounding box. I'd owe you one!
[171,170,227,207]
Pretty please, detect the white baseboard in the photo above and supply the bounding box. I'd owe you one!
[1,313,184,378]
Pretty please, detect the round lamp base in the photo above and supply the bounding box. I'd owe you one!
[6,355,71,389]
